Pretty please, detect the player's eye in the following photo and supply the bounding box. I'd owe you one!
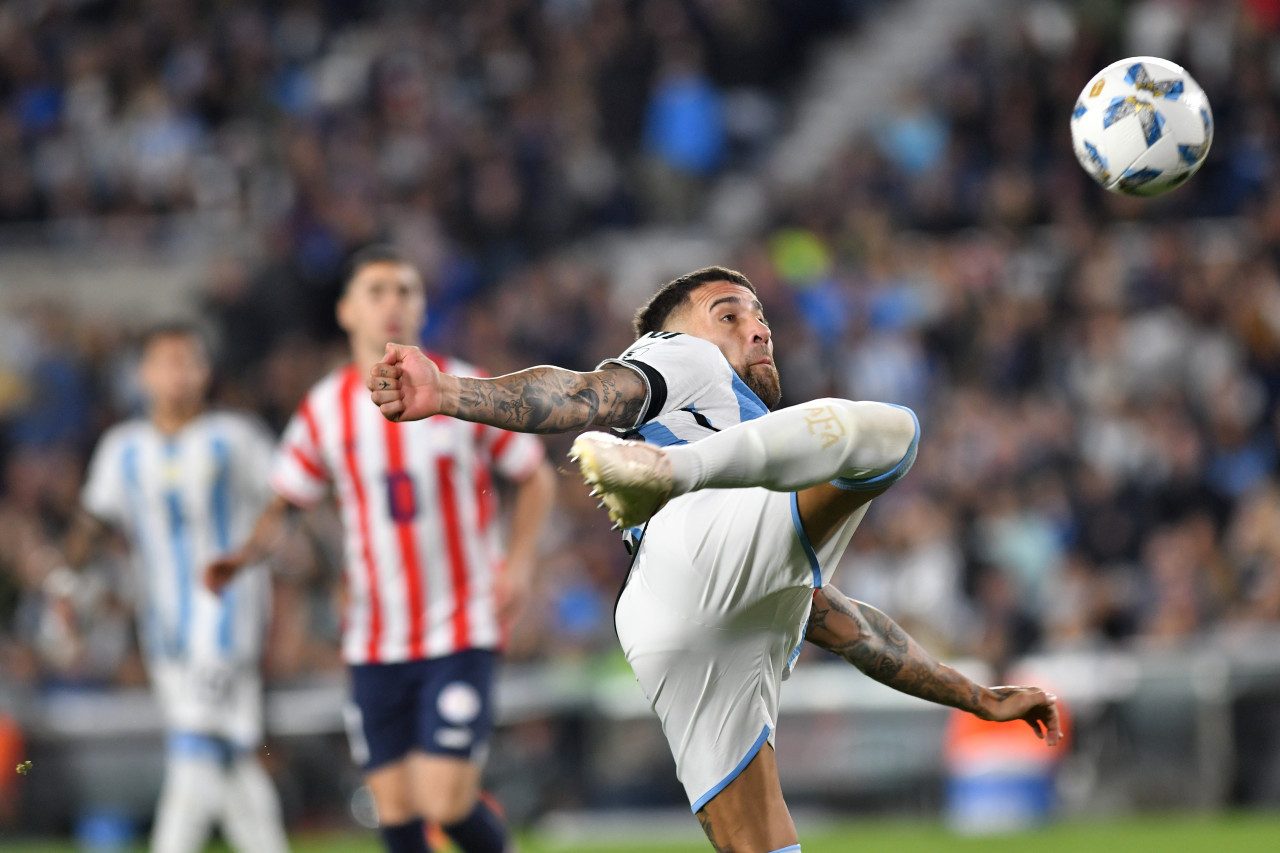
[721,314,735,322]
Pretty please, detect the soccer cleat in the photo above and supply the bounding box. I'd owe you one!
[569,432,674,529]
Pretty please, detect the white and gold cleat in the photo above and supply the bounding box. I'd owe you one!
[568,432,674,529]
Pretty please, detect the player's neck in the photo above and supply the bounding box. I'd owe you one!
[353,341,397,376]
[150,402,204,435]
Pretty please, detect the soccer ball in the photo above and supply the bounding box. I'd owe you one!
[1070,56,1213,197]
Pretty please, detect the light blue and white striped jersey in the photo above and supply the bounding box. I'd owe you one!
[81,410,275,666]
[600,331,770,446]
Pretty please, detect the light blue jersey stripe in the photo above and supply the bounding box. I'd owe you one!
[209,436,235,657]
[789,492,822,588]
[168,731,237,766]
[122,442,163,658]
[164,441,193,660]
[637,421,688,447]
[729,371,768,423]
[788,492,822,671]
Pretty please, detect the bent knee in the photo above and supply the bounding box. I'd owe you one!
[419,789,478,826]
[827,400,919,489]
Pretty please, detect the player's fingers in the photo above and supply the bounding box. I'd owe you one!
[367,373,398,392]
[381,342,401,364]
[1044,694,1063,746]
[379,401,405,422]
[370,388,401,405]
[368,363,401,383]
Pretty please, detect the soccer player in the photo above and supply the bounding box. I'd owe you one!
[369,266,1063,853]
[207,246,556,853]
[58,324,289,853]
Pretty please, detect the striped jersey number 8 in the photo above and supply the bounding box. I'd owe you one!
[386,471,418,522]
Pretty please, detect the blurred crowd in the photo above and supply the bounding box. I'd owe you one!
[4,0,1280,699]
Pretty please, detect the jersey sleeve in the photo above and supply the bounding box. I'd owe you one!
[478,425,546,481]
[81,429,127,528]
[269,397,330,507]
[596,333,729,428]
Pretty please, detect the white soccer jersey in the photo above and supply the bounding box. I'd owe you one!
[81,411,276,668]
[599,331,770,446]
[270,356,546,665]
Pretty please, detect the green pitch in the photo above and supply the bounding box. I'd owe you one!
[4,813,1280,852]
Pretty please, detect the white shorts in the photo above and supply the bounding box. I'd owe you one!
[614,487,867,812]
[150,659,265,749]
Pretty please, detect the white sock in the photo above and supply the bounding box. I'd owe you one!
[221,753,290,853]
[664,398,918,496]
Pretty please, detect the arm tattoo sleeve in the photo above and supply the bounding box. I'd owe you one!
[448,364,648,433]
[805,585,986,714]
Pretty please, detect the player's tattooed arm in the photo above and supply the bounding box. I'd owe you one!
[805,585,984,712]
[805,585,1063,743]
[448,364,647,433]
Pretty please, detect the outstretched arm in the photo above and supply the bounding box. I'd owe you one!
[205,494,296,592]
[806,584,1062,744]
[369,343,648,433]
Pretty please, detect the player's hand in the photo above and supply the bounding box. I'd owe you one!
[370,343,442,422]
[205,554,245,593]
[977,686,1063,746]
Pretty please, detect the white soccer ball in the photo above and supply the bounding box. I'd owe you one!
[1070,56,1213,196]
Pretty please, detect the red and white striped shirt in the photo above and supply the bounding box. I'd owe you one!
[270,355,546,665]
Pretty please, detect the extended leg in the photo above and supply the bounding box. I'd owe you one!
[573,398,917,528]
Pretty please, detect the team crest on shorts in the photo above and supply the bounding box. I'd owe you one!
[438,681,481,724]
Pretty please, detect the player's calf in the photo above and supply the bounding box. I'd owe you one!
[665,398,918,495]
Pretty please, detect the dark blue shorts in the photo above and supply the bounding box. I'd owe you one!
[346,649,497,771]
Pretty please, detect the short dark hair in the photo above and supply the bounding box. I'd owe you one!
[140,321,208,355]
[341,243,415,297]
[633,266,756,337]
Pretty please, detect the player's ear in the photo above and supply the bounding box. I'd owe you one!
[336,294,354,333]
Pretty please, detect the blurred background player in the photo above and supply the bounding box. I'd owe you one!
[208,245,556,853]
[55,324,289,853]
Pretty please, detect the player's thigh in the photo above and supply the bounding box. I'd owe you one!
[221,756,288,853]
[348,662,419,824]
[695,745,797,853]
[364,757,417,825]
[409,650,496,820]
[152,751,225,853]
[408,752,483,825]
[347,662,418,770]
[635,488,812,626]
[413,649,496,763]
[795,481,885,550]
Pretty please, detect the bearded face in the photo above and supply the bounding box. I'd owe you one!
[740,360,782,410]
